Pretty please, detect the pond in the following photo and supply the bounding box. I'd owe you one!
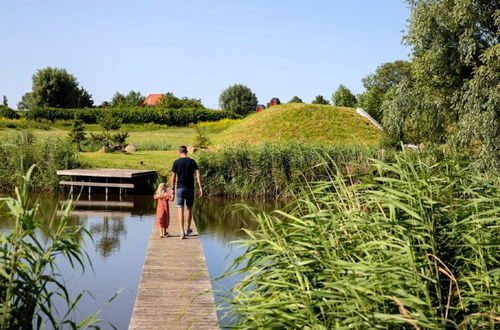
[0,193,278,329]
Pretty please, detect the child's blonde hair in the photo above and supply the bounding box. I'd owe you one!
[154,183,168,198]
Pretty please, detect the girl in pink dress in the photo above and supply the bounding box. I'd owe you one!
[153,183,173,238]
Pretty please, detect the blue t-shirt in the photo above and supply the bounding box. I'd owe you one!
[171,157,199,189]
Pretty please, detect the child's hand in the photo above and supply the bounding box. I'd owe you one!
[170,194,175,201]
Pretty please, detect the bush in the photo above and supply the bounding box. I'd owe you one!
[0,118,51,130]
[219,84,258,116]
[223,154,499,328]
[0,105,19,119]
[196,142,387,198]
[25,107,240,126]
[0,131,81,191]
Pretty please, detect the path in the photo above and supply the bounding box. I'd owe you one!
[129,201,218,329]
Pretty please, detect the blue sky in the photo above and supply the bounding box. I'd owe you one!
[1,1,410,109]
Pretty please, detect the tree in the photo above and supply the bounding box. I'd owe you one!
[156,92,204,109]
[110,90,145,107]
[288,96,303,103]
[68,119,86,151]
[358,60,412,122]
[2,95,7,107]
[332,85,357,107]
[311,95,329,105]
[383,0,499,155]
[78,87,94,108]
[18,67,93,109]
[219,84,258,116]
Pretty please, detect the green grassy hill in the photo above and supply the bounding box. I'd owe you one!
[212,103,381,146]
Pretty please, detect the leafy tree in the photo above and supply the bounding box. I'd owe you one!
[111,90,145,107]
[0,105,19,119]
[2,95,7,107]
[332,85,357,107]
[358,60,412,122]
[383,0,499,157]
[98,113,122,131]
[311,95,329,105]
[78,87,94,108]
[288,96,303,103]
[156,92,204,109]
[219,84,258,116]
[68,119,86,150]
[17,93,33,110]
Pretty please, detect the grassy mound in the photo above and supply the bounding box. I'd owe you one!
[212,104,381,146]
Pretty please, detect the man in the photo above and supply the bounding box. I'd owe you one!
[170,145,203,239]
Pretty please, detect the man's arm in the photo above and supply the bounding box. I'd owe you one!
[196,169,203,196]
[170,172,176,194]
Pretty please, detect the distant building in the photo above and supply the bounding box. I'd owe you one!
[269,98,281,107]
[144,94,163,106]
[256,104,266,112]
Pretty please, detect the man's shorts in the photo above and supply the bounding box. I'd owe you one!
[176,187,194,208]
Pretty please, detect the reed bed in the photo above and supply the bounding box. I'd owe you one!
[222,153,499,329]
[0,131,81,191]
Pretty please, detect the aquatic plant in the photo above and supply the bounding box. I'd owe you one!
[222,153,499,328]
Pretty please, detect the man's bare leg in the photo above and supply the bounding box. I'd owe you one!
[186,207,193,233]
[177,206,185,237]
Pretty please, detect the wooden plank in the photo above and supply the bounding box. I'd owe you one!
[57,210,132,217]
[59,200,134,208]
[59,181,134,189]
[57,168,156,178]
[129,201,218,329]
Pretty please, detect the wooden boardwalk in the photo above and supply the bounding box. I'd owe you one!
[129,201,219,330]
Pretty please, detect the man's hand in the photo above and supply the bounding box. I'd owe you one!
[198,188,204,197]
[170,193,175,201]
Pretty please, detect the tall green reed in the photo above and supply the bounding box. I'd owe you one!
[222,152,499,329]
[0,166,109,329]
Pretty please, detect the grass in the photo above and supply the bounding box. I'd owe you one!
[222,153,500,329]
[212,103,382,146]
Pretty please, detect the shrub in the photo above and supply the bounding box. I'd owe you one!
[222,154,499,328]
[219,84,258,116]
[0,105,19,119]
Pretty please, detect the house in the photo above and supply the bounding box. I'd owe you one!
[144,94,163,106]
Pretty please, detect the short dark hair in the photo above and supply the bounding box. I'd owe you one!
[179,145,188,154]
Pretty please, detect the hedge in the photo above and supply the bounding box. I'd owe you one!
[25,107,240,126]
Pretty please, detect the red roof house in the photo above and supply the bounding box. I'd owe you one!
[144,94,163,106]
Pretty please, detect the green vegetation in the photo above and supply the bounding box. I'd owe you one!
[332,84,357,107]
[18,67,93,110]
[26,106,239,126]
[311,95,329,105]
[382,0,498,164]
[0,167,106,328]
[219,84,258,116]
[0,106,19,119]
[223,154,499,328]
[288,96,303,103]
[197,142,386,198]
[68,118,86,150]
[0,132,80,191]
[212,103,381,146]
[109,90,145,108]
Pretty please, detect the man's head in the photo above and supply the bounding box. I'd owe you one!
[178,145,188,155]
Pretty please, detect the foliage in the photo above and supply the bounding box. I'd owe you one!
[219,84,258,116]
[0,167,108,328]
[0,106,19,119]
[18,67,93,109]
[332,84,357,107]
[222,154,499,328]
[156,92,204,109]
[2,96,7,107]
[288,96,303,103]
[196,142,385,198]
[77,87,94,108]
[110,90,145,107]
[212,103,381,147]
[98,113,122,131]
[196,118,241,134]
[0,132,81,191]
[25,107,240,126]
[190,124,211,149]
[358,60,412,122]
[0,118,51,130]
[311,95,329,105]
[383,0,499,160]
[67,119,86,150]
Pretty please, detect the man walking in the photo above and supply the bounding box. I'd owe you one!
[170,145,203,239]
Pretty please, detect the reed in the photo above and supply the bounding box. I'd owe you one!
[222,152,499,329]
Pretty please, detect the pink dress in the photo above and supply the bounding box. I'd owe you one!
[154,195,171,229]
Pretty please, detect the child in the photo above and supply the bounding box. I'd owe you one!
[153,183,173,238]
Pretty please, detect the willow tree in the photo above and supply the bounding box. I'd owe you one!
[383,0,499,160]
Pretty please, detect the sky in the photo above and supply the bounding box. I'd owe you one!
[1,0,411,109]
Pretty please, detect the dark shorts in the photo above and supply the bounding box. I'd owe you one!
[176,187,194,208]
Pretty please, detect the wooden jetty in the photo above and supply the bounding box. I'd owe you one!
[56,169,157,197]
[129,201,218,329]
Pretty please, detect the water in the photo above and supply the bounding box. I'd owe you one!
[0,193,276,328]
